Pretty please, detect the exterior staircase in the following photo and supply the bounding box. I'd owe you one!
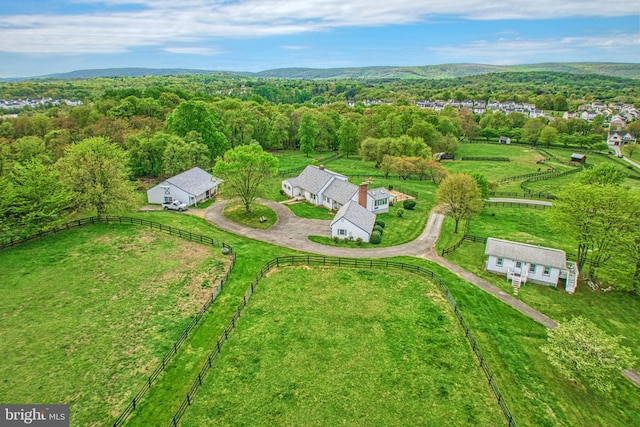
[512,274,522,295]
[565,261,579,293]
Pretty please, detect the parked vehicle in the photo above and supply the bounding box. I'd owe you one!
[162,200,188,211]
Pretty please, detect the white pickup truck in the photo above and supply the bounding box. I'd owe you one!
[162,200,188,212]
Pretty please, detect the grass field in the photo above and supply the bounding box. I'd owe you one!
[442,144,571,181]
[0,223,231,426]
[285,201,335,220]
[223,203,278,229]
[179,266,505,427]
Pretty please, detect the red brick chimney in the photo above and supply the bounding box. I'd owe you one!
[358,183,368,208]
[319,165,324,170]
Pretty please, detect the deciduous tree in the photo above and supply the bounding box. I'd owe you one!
[436,173,483,233]
[56,137,135,216]
[213,144,278,213]
[337,120,358,158]
[166,100,229,158]
[298,112,318,157]
[542,317,636,393]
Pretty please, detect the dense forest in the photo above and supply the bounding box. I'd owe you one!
[1,70,639,240]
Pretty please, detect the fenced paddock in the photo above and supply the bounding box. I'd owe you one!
[167,257,516,427]
[0,217,234,427]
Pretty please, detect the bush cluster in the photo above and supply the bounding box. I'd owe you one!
[403,199,416,210]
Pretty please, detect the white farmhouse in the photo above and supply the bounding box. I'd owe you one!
[282,165,390,214]
[330,200,376,242]
[147,167,223,207]
[484,238,578,294]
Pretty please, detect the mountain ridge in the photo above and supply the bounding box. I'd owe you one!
[3,62,639,81]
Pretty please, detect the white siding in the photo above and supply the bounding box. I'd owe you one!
[486,255,560,287]
[147,184,190,206]
[330,217,371,242]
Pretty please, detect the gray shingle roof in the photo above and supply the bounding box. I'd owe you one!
[293,165,346,194]
[164,167,222,196]
[484,238,566,269]
[324,179,358,205]
[331,200,376,233]
[368,187,390,201]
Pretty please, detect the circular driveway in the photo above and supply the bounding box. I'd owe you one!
[204,199,443,258]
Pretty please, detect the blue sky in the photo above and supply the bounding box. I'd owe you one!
[0,0,638,78]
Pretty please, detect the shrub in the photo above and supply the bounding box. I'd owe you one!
[343,237,350,244]
[355,237,363,246]
[332,236,340,243]
[388,184,394,190]
[375,219,386,228]
[397,208,405,218]
[370,231,382,244]
[403,199,416,210]
[373,225,384,235]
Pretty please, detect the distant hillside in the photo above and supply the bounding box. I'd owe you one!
[36,67,231,80]
[10,62,640,81]
[255,63,640,80]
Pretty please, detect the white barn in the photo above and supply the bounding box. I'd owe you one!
[330,200,376,242]
[147,167,223,207]
[484,238,578,294]
[282,165,390,214]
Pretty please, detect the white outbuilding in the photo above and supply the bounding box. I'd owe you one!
[147,167,222,207]
[330,200,376,242]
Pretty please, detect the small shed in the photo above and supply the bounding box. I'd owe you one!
[147,167,222,206]
[570,153,586,164]
[498,136,511,144]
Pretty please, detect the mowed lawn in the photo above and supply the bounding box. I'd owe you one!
[0,224,231,426]
[180,267,505,427]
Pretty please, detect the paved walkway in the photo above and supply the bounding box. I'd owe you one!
[204,198,640,387]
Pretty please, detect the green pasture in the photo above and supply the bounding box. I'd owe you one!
[180,267,505,427]
[442,144,566,181]
[414,257,640,427]
[0,224,230,426]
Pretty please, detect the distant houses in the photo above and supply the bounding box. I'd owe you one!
[607,131,637,146]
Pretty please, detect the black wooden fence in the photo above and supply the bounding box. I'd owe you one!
[278,153,343,176]
[485,201,550,210]
[489,191,556,200]
[497,170,561,184]
[112,251,235,427]
[0,216,233,252]
[166,256,517,427]
[441,234,488,256]
[461,156,510,162]
[0,215,236,427]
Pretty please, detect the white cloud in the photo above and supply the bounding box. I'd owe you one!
[163,46,221,55]
[429,33,640,64]
[0,1,638,54]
